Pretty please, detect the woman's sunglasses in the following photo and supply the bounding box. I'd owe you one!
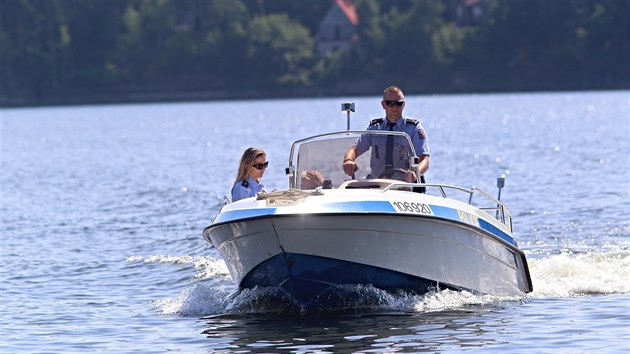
[252,161,269,170]
[384,100,404,107]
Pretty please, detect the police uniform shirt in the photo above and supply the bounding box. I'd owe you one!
[231,176,264,202]
[355,115,429,179]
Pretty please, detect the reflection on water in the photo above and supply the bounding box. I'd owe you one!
[201,308,505,352]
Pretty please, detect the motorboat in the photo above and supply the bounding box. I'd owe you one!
[203,103,533,307]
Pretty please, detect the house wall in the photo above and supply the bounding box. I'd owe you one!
[315,4,356,56]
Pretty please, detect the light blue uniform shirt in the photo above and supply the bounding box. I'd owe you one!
[231,177,264,202]
[355,116,429,179]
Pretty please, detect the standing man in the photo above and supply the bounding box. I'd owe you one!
[342,85,429,181]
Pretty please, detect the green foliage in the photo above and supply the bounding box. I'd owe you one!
[0,0,627,105]
[245,14,312,87]
[431,23,469,66]
[453,0,629,90]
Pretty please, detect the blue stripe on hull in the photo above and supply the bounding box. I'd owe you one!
[214,201,515,246]
[240,253,462,306]
[320,200,396,212]
[428,205,514,245]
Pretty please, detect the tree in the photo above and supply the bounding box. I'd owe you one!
[242,14,313,88]
[61,0,125,90]
[200,0,250,89]
[0,0,70,98]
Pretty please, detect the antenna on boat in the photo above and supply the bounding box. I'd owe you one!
[496,176,505,219]
[496,176,505,201]
[341,102,355,131]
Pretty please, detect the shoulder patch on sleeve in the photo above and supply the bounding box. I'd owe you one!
[418,128,427,139]
[369,118,384,126]
[405,118,419,125]
[241,180,249,187]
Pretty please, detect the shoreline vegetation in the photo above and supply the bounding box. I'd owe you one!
[2,85,626,109]
[2,0,628,108]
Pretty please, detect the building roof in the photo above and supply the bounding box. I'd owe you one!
[336,0,359,26]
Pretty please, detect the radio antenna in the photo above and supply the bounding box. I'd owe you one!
[341,102,355,131]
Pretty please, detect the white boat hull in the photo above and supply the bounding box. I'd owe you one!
[204,191,532,305]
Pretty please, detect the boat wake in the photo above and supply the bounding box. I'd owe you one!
[527,250,630,297]
[133,250,630,317]
[153,282,519,317]
[126,254,231,280]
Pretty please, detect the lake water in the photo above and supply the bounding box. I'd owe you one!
[1,91,629,353]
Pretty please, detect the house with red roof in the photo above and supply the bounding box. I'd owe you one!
[315,0,359,56]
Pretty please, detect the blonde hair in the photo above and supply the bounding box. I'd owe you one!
[383,85,404,99]
[234,147,266,185]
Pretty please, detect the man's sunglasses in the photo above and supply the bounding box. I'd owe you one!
[252,161,269,170]
[384,100,404,107]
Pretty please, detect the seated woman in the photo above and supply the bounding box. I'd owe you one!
[231,147,268,202]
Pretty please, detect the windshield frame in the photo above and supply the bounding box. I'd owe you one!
[286,131,419,189]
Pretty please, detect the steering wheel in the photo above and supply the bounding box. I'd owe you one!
[379,168,412,181]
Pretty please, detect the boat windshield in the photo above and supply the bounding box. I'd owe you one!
[288,131,418,190]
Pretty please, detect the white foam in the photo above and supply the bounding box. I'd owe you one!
[413,289,518,312]
[154,283,521,317]
[154,283,233,316]
[126,255,231,280]
[527,251,630,297]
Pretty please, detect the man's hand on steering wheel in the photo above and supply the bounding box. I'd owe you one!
[379,168,417,182]
[343,159,358,176]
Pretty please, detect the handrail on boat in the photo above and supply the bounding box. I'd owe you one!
[471,186,513,230]
[382,182,512,231]
[382,182,471,196]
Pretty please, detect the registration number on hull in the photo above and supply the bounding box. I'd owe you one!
[391,201,433,215]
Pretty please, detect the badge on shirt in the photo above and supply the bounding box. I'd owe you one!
[418,128,427,139]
